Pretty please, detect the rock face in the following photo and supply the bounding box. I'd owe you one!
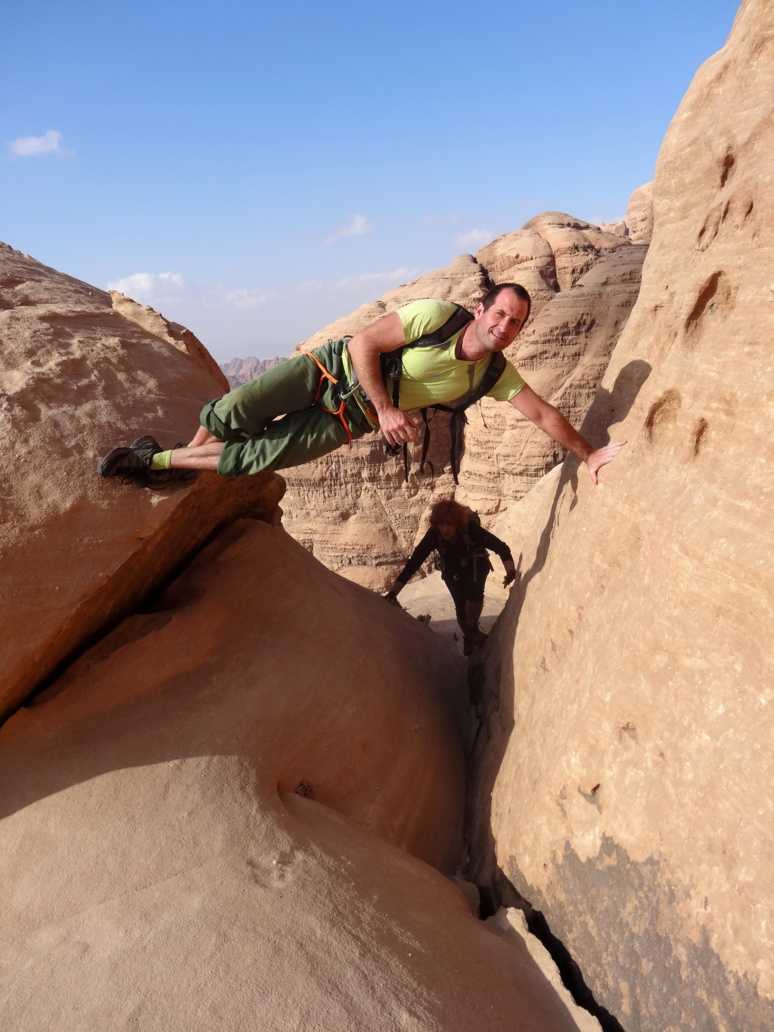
[0,244,284,720]
[469,3,774,1029]
[0,516,594,1032]
[220,354,287,388]
[281,208,648,591]
[622,181,654,243]
[0,242,605,1032]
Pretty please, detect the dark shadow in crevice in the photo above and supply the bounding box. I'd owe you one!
[462,360,651,1032]
[479,873,627,1032]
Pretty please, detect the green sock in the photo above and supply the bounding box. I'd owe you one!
[150,450,172,470]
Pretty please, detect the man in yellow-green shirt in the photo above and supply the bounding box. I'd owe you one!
[97,283,625,488]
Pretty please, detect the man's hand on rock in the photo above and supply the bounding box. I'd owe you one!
[378,406,420,448]
[585,441,627,485]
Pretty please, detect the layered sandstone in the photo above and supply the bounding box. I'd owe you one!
[220,354,287,388]
[0,244,283,720]
[281,206,649,591]
[469,3,774,1029]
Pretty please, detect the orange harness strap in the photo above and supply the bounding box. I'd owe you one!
[308,351,354,445]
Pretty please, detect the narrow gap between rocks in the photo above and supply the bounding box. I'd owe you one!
[463,655,627,1032]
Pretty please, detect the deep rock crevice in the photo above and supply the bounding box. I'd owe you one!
[462,650,627,1032]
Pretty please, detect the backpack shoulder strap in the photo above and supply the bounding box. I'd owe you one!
[407,304,473,350]
[446,352,508,483]
[380,304,473,408]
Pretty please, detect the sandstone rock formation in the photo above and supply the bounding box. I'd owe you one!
[599,181,654,243]
[468,2,774,1029]
[0,244,283,720]
[622,181,654,243]
[0,514,595,1031]
[220,353,287,389]
[0,240,604,1031]
[281,206,648,592]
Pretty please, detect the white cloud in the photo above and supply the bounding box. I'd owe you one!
[291,268,423,292]
[101,266,431,362]
[322,214,375,245]
[224,287,280,310]
[294,279,326,294]
[454,227,494,250]
[107,271,189,303]
[335,267,422,288]
[8,129,74,158]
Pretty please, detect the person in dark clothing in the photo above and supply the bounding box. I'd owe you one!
[385,498,516,654]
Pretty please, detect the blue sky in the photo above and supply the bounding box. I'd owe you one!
[1,0,739,362]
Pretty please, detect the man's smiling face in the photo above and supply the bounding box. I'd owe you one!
[470,288,530,355]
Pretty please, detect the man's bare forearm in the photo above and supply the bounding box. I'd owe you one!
[531,403,594,462]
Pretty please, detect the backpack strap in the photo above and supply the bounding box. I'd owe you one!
[379,305,507,482]
[380,304,474,412]
[416,408,434,478]
[446,351,507,483]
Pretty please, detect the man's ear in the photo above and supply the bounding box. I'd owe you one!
[473,302,485,318]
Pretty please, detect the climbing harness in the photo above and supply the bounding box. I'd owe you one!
[379,304,507,483]
[308,349,374,445]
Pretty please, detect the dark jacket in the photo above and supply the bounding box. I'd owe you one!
[396,523,513,585]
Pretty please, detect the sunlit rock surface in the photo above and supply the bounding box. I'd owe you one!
[281,202,649,592]
[0,520,593,1032]
[469,3,774,1028]
[0,244,283,720]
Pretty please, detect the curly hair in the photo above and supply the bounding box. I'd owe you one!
[428,498,469,533]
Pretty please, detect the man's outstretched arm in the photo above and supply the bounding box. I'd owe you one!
[510,386,626,484]
[347,313,421,447]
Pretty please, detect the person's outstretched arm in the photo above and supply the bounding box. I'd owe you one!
[384,530,436,601]
[509,386,626,484]
[347,313,421,449]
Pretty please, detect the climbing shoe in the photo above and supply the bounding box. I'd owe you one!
[97,435,181,489]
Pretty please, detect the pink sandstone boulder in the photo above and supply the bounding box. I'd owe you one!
[0,244,283,721]
[469,3,774,1029]
[0,519,592,1032]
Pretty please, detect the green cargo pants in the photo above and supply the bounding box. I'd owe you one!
[201,338,375,477]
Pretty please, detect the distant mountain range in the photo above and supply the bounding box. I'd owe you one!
[219,355,288,389]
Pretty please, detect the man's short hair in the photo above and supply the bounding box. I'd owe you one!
[480,282,531,325]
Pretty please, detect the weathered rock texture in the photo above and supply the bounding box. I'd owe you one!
[0,244,284,720]
[469,3,774,1029]
[282,206,648,591]
[220,353,287,388]
[0,519,593,1032]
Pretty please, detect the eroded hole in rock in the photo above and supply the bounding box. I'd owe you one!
[693,416,710,457]
[685,270,724,331]
[719,149,735,188]
[644,388,682,442]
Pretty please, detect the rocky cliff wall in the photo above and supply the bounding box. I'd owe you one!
[281,202,649,591]
[468,2,774,1029]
